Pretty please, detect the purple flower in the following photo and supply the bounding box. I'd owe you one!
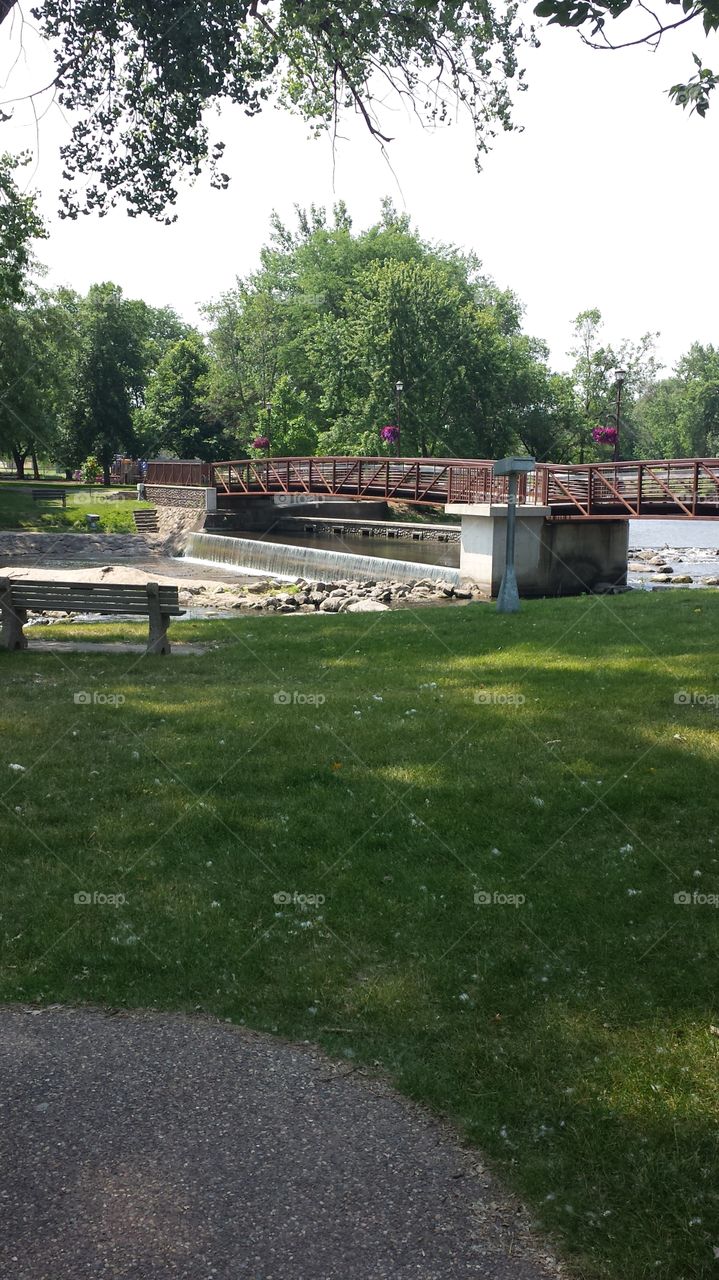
[252,436,270,450]
[381,424,400,444]
[591,425,618,445]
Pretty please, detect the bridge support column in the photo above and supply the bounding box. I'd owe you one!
[445,505,629,597]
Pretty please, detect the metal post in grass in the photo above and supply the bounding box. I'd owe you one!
[494,457,536,614]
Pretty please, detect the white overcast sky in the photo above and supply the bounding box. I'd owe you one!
[1,8,718,374]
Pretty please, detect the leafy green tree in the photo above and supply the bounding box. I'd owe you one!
[0,289,77,478]
[205,204,576,462]
[65,284,150,484]
[0,152,46,306]
[633,343,719,458]
[568,308,660,460]
[0,4,531,219]
[139,333,220,460]
[312,255,512,457]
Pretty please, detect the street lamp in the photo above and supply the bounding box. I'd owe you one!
[395,381,403,457]
[265,401,272,456]
[613,369,627,464]
[493,457,536,614]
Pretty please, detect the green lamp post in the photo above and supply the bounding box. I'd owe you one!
[493,457,536,614]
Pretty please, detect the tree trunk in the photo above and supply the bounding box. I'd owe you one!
[12,447,26,480]
[31,449,40,481]
[65,469,73,481]
[103,462,111,486]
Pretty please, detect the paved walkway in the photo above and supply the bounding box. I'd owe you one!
[0,1007,563,1280]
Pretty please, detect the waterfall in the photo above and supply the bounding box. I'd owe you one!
[183,532,460,586]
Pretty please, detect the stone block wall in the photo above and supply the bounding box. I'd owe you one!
[146,484,213,511]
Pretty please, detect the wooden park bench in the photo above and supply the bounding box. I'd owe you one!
[31,488,67,508]
[0,579,184,655]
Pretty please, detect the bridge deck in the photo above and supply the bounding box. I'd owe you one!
[145,457,719,519]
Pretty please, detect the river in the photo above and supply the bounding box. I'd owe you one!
[228,519,719,572]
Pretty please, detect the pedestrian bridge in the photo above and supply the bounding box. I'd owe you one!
[146,456,719,520]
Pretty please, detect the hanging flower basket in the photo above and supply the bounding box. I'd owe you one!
[252,436,270,450]
[380,424,399,445]
[591,425,618,445]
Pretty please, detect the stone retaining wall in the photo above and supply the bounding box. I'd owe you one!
[146,484,215,511]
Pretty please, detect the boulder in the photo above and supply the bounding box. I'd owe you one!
[672,575,693,584]
[346,600,390,612]
[319,597,342,612]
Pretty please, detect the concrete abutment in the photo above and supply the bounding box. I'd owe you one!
[445,504,629,597]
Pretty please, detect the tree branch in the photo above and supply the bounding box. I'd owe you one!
[579,9,699,51]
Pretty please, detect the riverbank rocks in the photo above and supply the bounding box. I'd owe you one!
[177,576,484,615]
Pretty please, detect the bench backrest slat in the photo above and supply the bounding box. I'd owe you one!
[2,579,182,616]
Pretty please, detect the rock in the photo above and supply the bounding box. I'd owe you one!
[328,588,347,599]
[319,597,342,612]
[703,576,719,586]
[628,560,651,572]
[648,576,674,585]
[278,604,297,613]
[654,564,673,574]
[337,597,362,612]
[672,575,694,584]
[346,600,390,612]
[649,555,667,566]
[453,588,473,599]
[246,580,270,594]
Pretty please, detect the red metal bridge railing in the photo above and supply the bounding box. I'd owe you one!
[209,456,542,506]
[146,456,719,518]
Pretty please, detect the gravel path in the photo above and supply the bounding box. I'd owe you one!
[0,1007,564,1280]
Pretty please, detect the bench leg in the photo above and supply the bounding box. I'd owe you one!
[0,580,28,650]
[146,582,171,655]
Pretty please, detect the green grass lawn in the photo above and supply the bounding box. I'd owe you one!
[0,483,149,533]
[1,592,717,1279]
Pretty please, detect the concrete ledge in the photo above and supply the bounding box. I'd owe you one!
[445,503,551,518]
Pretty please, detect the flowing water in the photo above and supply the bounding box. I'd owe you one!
[184,532,460,584]
[183,518,719,587]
